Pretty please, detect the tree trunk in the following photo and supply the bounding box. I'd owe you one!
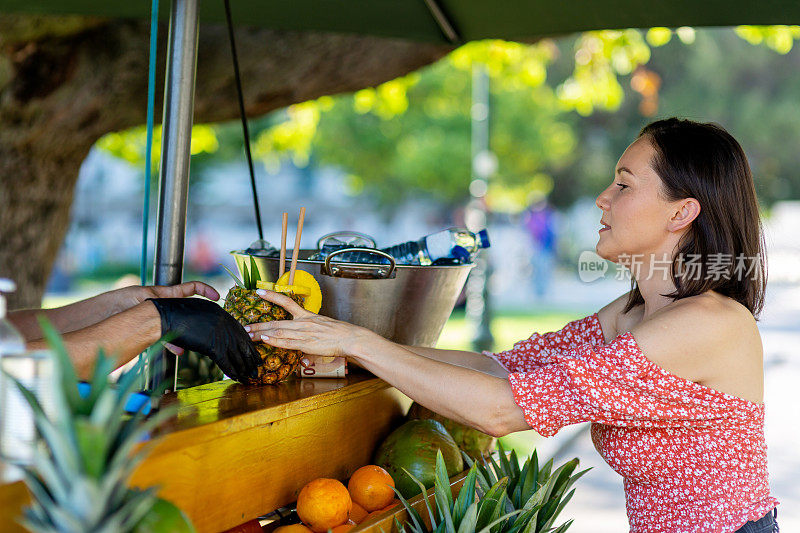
[0,17,451,309]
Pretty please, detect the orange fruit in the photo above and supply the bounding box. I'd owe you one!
[349,502,369,524]
[347,465,396,512]
[296,478,352,533]
[274,525,312,533]
[380,500,399,512]
[331,520,356,533]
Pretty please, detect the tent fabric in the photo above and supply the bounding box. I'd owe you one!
[3,0,800,43]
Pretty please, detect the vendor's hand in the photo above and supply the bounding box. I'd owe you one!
[148,298,260,382]
[247,289,381,359]
[116,282,220,314]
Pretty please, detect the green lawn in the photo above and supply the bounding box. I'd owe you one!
[436,308,591,461]
[436,308,590,353]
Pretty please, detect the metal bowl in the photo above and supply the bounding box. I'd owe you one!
[231,249,472,347]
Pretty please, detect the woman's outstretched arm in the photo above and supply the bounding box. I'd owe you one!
[399,345,508,377]
[251,290,528,437]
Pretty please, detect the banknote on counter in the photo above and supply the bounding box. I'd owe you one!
[296,355,347,378]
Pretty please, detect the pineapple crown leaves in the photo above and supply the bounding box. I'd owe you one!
[393,450,520,533]
[223,255,262,290]
[461,443,589,533]
[2,317,181,532]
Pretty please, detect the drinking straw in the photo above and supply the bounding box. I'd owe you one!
[279,212,288,278]
[289,208,306,285]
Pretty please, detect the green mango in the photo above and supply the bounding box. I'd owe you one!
[407,402,496,459]
[373,419,464,498]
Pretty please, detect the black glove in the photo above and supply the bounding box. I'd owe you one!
[148,298,260,383]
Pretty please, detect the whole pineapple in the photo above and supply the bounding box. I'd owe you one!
[4,319,194,532]
[223,257,304,385]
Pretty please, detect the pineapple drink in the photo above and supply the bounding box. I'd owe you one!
[223,257,323,385]
[262,270,345,379]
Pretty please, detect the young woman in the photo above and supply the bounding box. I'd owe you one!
[251,118,779,532]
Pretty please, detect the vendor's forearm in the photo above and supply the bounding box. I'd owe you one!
[401,345,508,377]
[352,339,526,437]
[26,302,161,380]
[10,291,128,341]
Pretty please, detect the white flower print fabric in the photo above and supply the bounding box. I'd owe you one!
[488,313,779,533]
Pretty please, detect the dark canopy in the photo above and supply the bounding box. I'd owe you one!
[3,0,800,43]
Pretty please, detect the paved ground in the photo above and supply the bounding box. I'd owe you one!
[524,279,800,532]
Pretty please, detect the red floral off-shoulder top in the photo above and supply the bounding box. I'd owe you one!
[488,313,778,533]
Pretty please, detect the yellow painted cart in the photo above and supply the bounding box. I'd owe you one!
[0,371,471,533]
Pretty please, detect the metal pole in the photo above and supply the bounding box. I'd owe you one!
[149,0,199,393]
[467,64,494,352]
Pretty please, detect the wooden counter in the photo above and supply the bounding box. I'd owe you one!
[0,371,412,533]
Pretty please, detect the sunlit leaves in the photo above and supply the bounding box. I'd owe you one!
[352,76,419,118]
[96,124,219,168]
[676,27,696,44]
[646,27,672,47]
[92,25,799,213]
[252,101,320,169]
[736,25,800,54]
[556,29,650,115]
[449,39,555,89]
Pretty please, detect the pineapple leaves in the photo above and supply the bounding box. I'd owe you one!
[87,350,115,409]
[456,502,479,533]
[249,256,262,286]
[455,446,588,533]
[38,317,81,409]
[475,477,509,532]
[222,265,244,288]
[477,510,522,533]
[402,466,439,530]
[497,443,513,482]
[8,318,186,532]
[3,375,83,477]
[242,259,251,289]
[550,519,574,533]
[452,464,479,525]
[75,419,109,480]
[391,485,426,533]
[434,452,456,533]
[225,256,264,290]
[398,445,585,533]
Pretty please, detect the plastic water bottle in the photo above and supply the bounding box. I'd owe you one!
[384,228,490,265]
[0,279,24,358]
[0,278,34,467]
[312,228,490,265]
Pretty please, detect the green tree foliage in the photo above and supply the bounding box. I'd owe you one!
[253,34,655,212]
[550,26,800,208]
[97,26,800,211]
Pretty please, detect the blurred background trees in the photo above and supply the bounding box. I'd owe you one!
[6,22,800,306]
[101,26,800,217]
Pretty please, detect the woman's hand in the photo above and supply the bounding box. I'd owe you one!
[247,290,383,359]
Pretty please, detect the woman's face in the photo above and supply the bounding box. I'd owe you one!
[595,136,680,265]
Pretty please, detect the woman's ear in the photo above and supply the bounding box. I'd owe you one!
[669,198,700,232]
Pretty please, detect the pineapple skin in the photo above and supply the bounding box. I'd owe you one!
[224,286,304,385]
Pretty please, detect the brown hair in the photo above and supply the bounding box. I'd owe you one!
[623,118,767,318]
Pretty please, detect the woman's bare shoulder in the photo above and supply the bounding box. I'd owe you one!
[630,293,763,399]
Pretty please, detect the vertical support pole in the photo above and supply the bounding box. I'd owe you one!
[149,0,199,393]
[467,64,495,352]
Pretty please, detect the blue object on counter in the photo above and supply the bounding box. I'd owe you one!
[77,382,152,415]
